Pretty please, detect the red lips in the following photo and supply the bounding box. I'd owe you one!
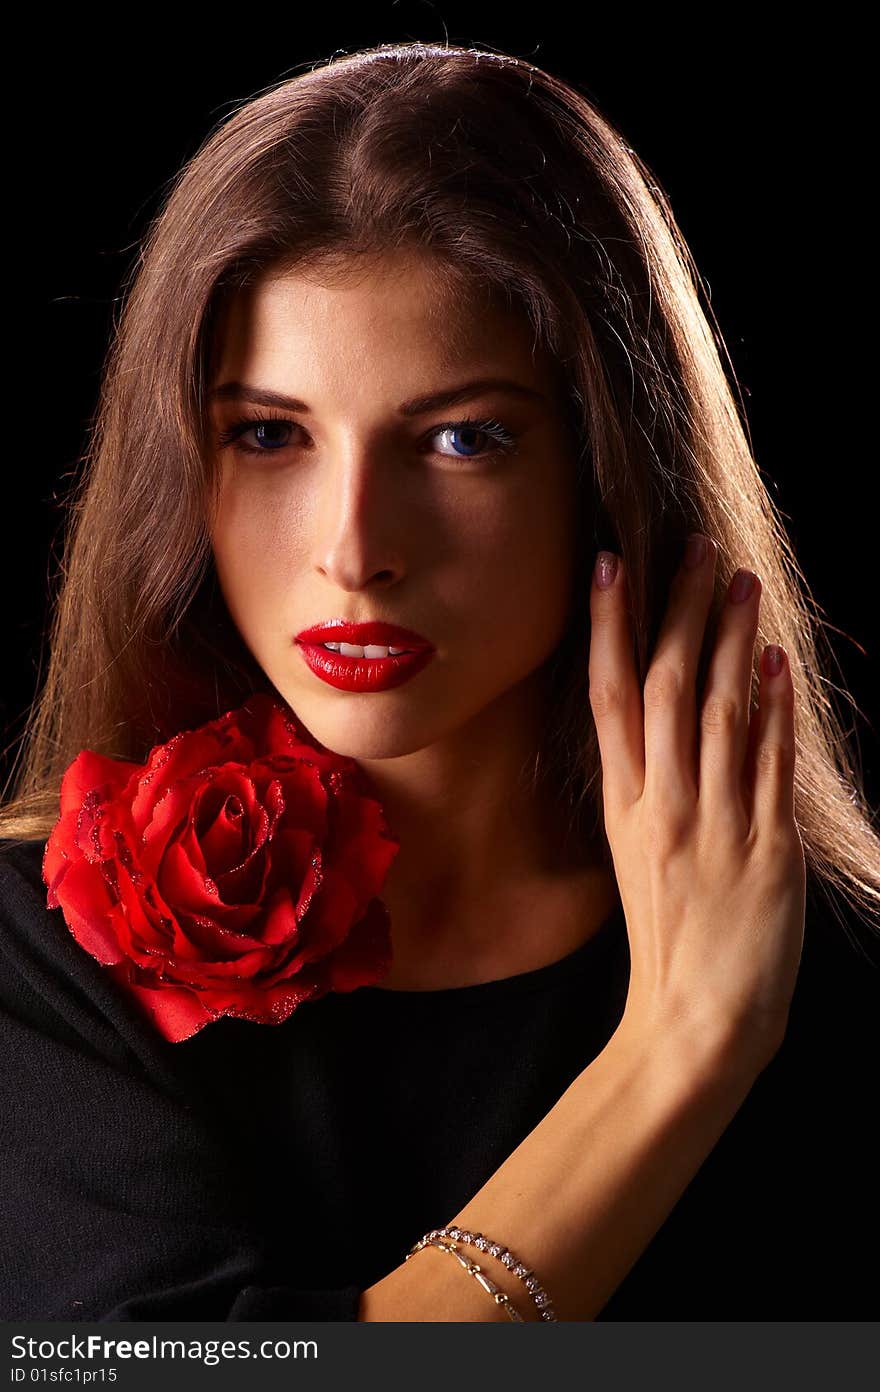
[295,620,434,652]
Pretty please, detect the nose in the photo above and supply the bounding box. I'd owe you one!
[312,441,407,592]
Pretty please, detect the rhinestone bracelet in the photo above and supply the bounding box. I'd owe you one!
[407,1237,525,1321]
[407,1225,558,1322]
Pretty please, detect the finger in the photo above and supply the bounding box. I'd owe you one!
[642,533,718,804]
[698,566,762,828]
[748,644,797,831]
[742,697,761,810]
[588,551,644,810]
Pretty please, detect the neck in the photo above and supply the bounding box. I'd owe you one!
[353,672,618,990]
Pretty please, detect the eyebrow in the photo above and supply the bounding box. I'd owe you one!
[207,377,546,416]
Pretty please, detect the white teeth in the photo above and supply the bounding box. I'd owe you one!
[322,642,410,658]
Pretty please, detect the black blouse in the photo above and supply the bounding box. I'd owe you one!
[1,835,877,1321]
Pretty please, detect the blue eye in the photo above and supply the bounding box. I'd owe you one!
[217,416,294,452]
[429,417,519,460]
[216,411,520,461]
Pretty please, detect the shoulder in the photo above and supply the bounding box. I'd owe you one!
[0,836,163,1071]
[0,835,50,923]
[0,836,106,1036]
[0,836,70,996]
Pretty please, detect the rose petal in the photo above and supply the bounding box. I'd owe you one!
[260,828,322,933]
[323,896,393,992]
[41,690,402,1044]
[59,749,139,816]
[106,963,217,1043]
[51,856,126,965]
[259,885,302,948]
[130,727,248,827]
[282,863,360,966]
[190,972,320,1024]
[214,841,270,907]
[160,837,220,917]
[326,788,401,907]
[140,767,224,866]
[112,866,179,964]
[161,938,277,982]
[257,757,329,837]
[43,809,83,908]
[196,783,253,872]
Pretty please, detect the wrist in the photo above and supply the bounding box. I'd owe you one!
[612,1002,766,1097]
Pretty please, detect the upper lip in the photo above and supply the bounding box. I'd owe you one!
[295,620,434,652]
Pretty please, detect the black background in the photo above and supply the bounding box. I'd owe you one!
[5,9,876,808]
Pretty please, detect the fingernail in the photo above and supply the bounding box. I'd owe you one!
[764,645,785,677]
[729,568,757,604]
[683,533,708,570]
[595,551,618,589]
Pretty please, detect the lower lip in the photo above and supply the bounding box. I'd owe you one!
[296,642,435,692]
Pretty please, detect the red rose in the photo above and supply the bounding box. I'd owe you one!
[42,692,400,1042]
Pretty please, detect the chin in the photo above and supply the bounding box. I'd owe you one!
[277,692,445,762]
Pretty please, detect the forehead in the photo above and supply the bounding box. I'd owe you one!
[211,249,555,386]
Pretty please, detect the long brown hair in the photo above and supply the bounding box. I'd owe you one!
[3,41,878,956]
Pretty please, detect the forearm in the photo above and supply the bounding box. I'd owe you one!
[358,1018,759,1321]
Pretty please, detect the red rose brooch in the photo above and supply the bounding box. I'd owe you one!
[42,692,400,1042]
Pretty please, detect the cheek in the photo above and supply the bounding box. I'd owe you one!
[210,479,305,622]
[494,530,573,634]
[453,489,576,656]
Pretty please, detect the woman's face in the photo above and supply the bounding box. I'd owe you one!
[207,250,580,761]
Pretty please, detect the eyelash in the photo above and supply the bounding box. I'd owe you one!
[215,409,520,462]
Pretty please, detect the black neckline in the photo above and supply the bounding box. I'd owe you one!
[347,899,627,1009]
[3,836,627,1013]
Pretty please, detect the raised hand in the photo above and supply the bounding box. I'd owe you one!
[589,534,807,1073]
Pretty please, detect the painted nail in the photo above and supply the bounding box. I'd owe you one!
[764,645,785,677]
[729,568,757,604]
[595,551,618,589]
[683,533,708,570]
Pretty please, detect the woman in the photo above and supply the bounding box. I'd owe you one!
[1,41,877,1322]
